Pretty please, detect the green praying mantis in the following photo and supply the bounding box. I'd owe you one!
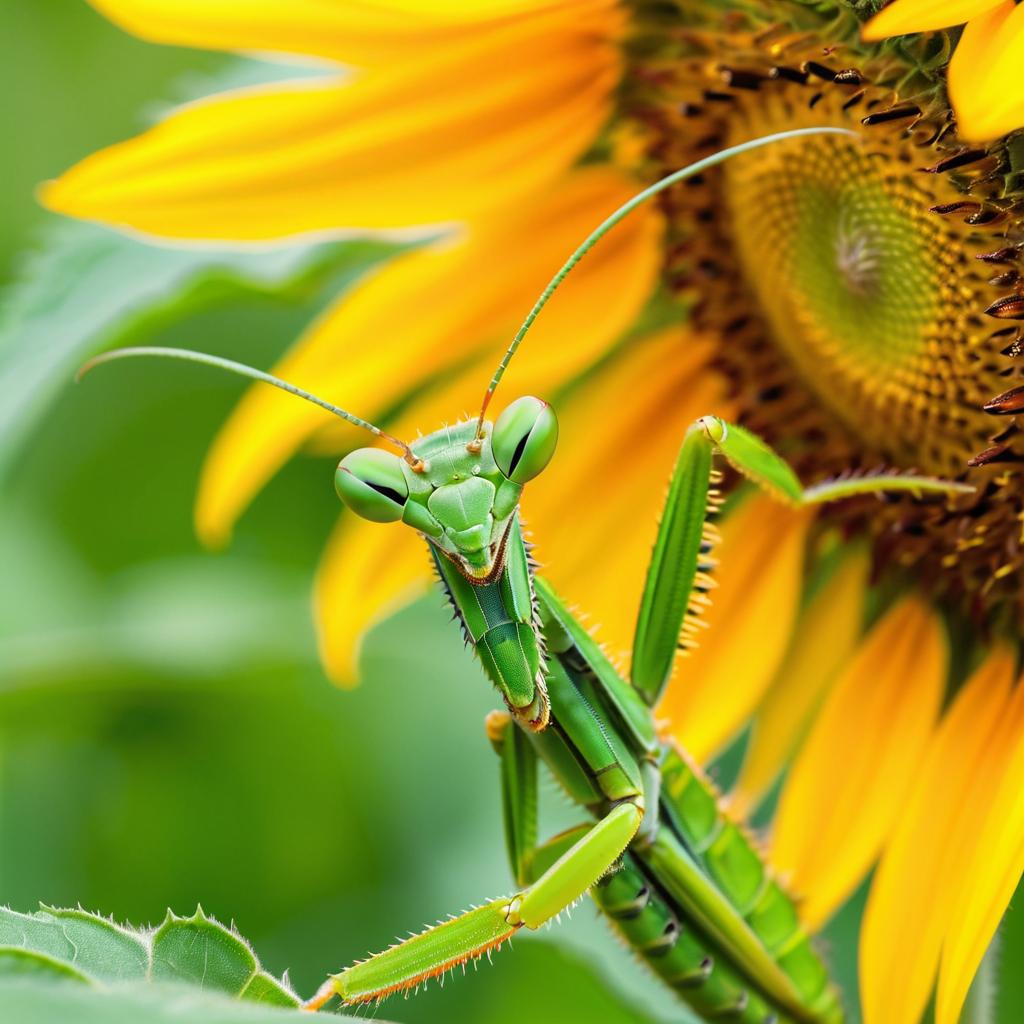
[79,128,973,1023]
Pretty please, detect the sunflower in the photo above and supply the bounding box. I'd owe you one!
[42,1,1024,1021]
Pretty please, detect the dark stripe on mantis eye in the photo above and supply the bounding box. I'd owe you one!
[507,433,530,476]
[367,482,407,505]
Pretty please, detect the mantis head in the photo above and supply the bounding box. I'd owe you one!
[336,396,558,582]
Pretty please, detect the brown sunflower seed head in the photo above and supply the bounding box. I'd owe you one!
[620,0,1024,631]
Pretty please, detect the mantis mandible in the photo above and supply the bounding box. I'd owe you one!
[79,128,972,1023]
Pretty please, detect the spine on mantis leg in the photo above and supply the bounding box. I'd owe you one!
[591,855,795,1024]
[658,742,843,1023]
[333,899,517,1004]
[632,422,724,707]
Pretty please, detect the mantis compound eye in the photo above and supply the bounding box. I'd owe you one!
[335,448,410,523]
[492,396,558,484]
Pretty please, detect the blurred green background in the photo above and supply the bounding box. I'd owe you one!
[0,4,884,1022]
[0,4,681,1021]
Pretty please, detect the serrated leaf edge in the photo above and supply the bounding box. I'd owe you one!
[2,904,300,1005]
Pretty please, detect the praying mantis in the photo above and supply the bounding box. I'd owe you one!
[79,129,972,1023]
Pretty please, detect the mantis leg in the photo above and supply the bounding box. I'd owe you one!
[487,709,600,885]
[631,416,974,706]
[486,709,538,887]
[323,799,643,1005]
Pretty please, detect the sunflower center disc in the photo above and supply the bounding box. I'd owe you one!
[621,2,1024,622]
[722,92,974,474]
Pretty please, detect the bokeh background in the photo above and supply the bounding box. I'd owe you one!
[0,4,876,1022]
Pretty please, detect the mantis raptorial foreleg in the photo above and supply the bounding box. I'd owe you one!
[631,416,974,706]
[326,687,648,1006]
[486,709,539,887]
[325,800,642,1005]
[488,709,596,886]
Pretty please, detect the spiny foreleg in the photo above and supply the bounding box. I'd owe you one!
[630,416,973,707]
[312,796,642,1006]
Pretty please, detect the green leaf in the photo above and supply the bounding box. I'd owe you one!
[0,906,148,983]
[151,909,267,997]
[0,905,381,1019]
[0,980,357,1023]
[0,906,294,1000]
[0,220,401,480]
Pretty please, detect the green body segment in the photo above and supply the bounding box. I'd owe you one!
[591,856,794,1024]
[514,801,642,929]
[432,516,545,722]
[542,657,644,804]
[492,718,538,888]
[659,746,841,1021]
[700,417,804,505]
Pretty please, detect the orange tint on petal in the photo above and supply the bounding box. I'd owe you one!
[859,645,1015,1024]
[730,545,869,817]
[770,596,947,929]
[658,494,812,764]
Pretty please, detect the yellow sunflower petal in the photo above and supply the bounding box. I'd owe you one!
[859,645,1014,1024]
[770,596,946,929]
[196,167,662,546]
[948,0,1024,142]
[936,676,1024,1024]
[41,10,622,240]
[861,0,1004,40]
[730,545,869,817]
[527,329,736,661]
[315,511,431,684]
[87,0,613,65]
[657,494,812,764]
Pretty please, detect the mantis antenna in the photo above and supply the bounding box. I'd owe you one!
[77,346,423,469]
[473,125,860,438]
